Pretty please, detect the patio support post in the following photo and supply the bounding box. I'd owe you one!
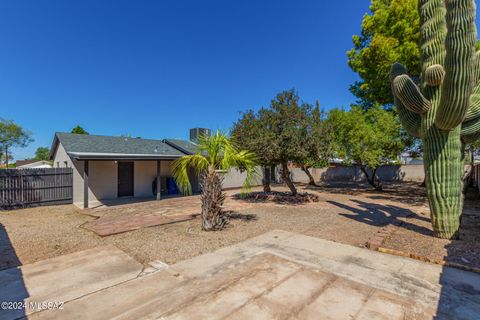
[84,160,89,209]
[156,160,161,200]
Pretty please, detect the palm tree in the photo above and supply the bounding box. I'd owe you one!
[173,130,257,231]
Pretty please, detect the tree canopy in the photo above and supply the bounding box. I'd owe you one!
[326,105,404,190]
[347,0,420,108]
[71,125,89,135]
[232,89,333,194]
[0,119,33,166]
[34,147,51,161]
[296,101,335,185]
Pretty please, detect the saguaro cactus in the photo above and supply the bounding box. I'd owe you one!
[391,0,478,239]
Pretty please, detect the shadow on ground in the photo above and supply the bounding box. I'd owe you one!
[0,223,28,319]
[232,191,319,206]
[226,211,257,221]
[306,182,427,206]
[327,199,432,236]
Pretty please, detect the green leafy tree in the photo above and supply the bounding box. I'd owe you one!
[232,108,278,192]
[233,89,312,195]
[297,101,335,186]
[0,119,33,167]
[71,125,89,135]
[327,105,404,190]
[34,147,50,161]
[348,0,420,108]
[172,130,257,231]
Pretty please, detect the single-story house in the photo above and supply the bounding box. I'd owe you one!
[50,132,201,208]
[16,160,53,169]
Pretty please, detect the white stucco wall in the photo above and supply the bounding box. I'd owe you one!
[68,160,118,207]
[134,161,154,197]
[134,160,174,197]
[53,143,87,206]
[222,167,264,189]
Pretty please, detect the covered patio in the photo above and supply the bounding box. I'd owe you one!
[80,157,182,209]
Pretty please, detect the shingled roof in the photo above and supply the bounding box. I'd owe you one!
[51,132,188,160]
[163,139,199,155]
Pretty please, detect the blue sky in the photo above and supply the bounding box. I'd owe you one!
[1,1,477,160]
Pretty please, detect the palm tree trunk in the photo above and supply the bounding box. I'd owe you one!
[281,162,297,195]
[200,169,227,231]
[301,165,317,186]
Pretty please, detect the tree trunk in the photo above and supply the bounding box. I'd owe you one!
[301,165,317,186]
[281,162,297,195]
[199,168,227,231]
[462,166,472,195]
[461,144,473,195]
[360,166,382,191]
[424,126,463,239]
[5,145,8,167]
[263,166,271,192]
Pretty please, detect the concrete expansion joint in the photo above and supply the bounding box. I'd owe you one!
[220,267,306,319]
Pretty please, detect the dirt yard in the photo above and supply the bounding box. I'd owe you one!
[1,182,479,272]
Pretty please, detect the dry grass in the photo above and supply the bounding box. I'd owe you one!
[1,182,479,271]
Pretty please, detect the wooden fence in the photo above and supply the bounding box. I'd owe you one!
[0,168,73,209]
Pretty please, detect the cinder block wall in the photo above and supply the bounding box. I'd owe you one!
[290,165,426,184]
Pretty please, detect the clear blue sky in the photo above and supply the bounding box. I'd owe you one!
[1,1,477,160]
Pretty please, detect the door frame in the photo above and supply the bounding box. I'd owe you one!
[117,161,134,198]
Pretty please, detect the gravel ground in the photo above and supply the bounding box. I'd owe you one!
[382,205,480,269]
[1,182,478,271]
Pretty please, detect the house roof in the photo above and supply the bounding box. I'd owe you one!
[163,139,198,155]
[15,159,39,167]
[17,160,52,169]
[51,132,189,160]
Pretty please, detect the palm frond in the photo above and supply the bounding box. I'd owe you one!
[173,130,258,195]
[172,154,209,195]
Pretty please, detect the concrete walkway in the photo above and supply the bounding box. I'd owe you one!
[0,246,142,320]
[2,230,480,319]
[81,190,255,236]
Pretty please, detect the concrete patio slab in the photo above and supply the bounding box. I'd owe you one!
[0,246,142,320]
[28,230,480,319]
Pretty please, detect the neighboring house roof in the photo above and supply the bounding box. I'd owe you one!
[51,132,189,160]
[17,160,52,169]
[16,159,38,167]
[163,139,199,155]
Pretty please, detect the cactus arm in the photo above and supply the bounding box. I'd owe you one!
[461,132,480,144]
[419,0,447,71]
[465,86,480,121]
[424,65,445,86]
[465,52,480,121]
[395,98,422,138]
[472,52,480,87]
[461,116,480,136]
[436,0,477,130]
[390,63,422,137]
[392,75,431,114]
